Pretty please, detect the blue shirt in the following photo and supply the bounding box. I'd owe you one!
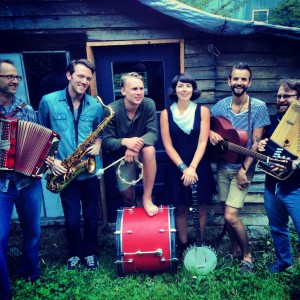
[211,96,270,169]
[38,88,104,180]
[0,97,38,191]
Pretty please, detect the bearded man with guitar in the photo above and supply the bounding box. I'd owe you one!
[258,79,300,273]
[209,63,270,273]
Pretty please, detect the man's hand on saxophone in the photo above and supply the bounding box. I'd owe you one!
[48,159,68,176]
[84,138,102,156]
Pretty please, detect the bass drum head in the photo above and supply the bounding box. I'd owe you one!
[183,246,217,275]
[115,205,177,277]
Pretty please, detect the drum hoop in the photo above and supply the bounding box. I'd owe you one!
[115,208,125,277]
[117,158,144,185]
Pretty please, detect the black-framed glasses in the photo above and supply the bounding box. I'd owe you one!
[276,94,298,100]
[0,75,22,81]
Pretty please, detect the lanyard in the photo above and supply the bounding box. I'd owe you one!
[66,91,84,145]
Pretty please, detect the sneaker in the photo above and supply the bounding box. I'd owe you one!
[224,253,243,263]
[67,256,81,270]
[85,255,99,271]
[240,260,255,274]
[268,262,291,273]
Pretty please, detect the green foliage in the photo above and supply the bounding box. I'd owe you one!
[176,0,248,18]
[8,226,300,300]
[269,0,300,27]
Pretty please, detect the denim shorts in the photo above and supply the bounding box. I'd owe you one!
[217,166,255,208]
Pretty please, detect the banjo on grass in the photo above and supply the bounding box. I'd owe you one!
[183,183,217,275]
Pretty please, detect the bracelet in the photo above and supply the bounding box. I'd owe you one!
[189,165,196,169]
[178,162,188,172]
[241,163,247,171]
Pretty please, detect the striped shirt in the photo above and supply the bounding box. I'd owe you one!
[211,96,270,169]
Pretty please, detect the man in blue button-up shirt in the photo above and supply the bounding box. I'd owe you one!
[38,59,103,271]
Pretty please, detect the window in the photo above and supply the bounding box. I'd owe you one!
[112,61,165,111]
[22,51,70,110]
[252,9,269,23]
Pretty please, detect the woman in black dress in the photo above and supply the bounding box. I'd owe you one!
[160,73,214,251]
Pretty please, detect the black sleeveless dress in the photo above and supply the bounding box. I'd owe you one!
[165,104,214,206]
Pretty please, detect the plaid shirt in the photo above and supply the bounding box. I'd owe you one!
[0,96,38,192]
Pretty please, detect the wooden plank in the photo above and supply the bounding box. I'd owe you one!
[214,91,278,105]
[196,79,215,91]
[186,36,300,54]
[0,0,147,17]
[87,29,185,41]
[87,39,183,47]
[1,14,182,31]
[215,79,281,92]
[216,53,300,67]
[185,55,215,67]
[185,66,216,80]
[208,202,266,214]
[216,66,300,80]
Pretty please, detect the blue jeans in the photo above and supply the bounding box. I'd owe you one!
[0,180,41,300]
[60,176,100,258]
[264,186,300,267]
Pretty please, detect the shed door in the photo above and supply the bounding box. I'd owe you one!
[93,43,180,222]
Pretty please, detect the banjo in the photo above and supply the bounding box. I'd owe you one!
[183,183,217,275]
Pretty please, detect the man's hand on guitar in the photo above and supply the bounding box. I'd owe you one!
[258,138,293,172]
[209,130,223,146]
[257,138,268,152]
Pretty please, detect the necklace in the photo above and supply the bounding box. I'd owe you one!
[236,96,249,114]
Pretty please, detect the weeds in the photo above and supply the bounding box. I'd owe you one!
[8,224,300,300]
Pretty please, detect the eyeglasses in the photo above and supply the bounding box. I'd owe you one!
[276,94,298,100]
[0,75,22,81]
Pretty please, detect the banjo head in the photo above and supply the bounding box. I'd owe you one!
[183,245,217,275]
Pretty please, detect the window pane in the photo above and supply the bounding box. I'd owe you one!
[112,61,165,111]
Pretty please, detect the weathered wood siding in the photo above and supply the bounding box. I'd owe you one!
[1,0,300,228]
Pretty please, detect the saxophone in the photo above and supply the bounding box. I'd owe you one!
[46,96,114,193]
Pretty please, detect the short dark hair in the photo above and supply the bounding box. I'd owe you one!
[0,59,15,71]
[66,59,95,75]
[279,78,300,96]
[168,73,201,102]
[228,62,252,80]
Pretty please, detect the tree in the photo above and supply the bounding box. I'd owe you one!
[269,0,300,27]
[177,0,247,18]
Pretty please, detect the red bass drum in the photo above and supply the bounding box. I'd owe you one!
[115,205,178,276]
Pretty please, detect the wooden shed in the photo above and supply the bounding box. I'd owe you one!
[1,0,300,233]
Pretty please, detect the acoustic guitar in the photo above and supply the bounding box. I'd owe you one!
[183,184,217,275]
[210,116,295,180]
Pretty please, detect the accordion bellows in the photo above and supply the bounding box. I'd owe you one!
[0,118,60,178]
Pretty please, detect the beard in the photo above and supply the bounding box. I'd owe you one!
[230,84,248,97]
[277,103,289,114]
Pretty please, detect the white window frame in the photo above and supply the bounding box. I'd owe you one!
[252,9,269,23]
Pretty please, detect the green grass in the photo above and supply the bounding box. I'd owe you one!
[8,224,300,300]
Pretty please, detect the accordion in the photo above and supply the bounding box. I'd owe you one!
[0,117,60,178]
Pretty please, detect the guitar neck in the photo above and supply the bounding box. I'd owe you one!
[191,184,202,245]
[222,140,269,162]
